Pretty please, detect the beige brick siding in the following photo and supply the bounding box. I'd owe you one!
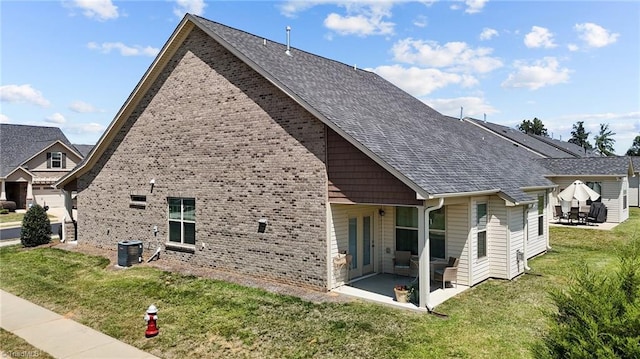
[77,27,329,290]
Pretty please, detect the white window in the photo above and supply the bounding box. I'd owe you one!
[429,208,446,259]
[477,203,487,258]
[538,195,545,236]
[48,152,65,169]
[168,198,195,245]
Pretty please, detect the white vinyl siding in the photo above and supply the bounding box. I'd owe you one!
[486,197,507,281]
[446,203,470,286]
[508,207,525,279]
[328,204,391,289]
[527,194,547,258]
[629,175,639,207]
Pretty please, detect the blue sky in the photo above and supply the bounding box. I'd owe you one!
[1,1,638,155]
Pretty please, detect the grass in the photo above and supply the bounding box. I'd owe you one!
[0,208,638,358]
[0,212,57,226]
[0,328,55,359]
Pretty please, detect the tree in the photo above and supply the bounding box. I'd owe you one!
[517,117,549,136]
[20,204,51,247]
[534,236,640,359]
[626,135,640,156]
[594,123,616,156]
[568,121,593,151]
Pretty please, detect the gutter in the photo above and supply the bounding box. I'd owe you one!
[419,197,444,311]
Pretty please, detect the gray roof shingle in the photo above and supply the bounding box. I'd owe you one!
[465,118,595,158]
[0,124,75,177]
[193,15,554,202]
[539,156,632,176]
[73,144,94,157]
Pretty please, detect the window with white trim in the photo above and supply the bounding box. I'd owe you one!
[168,197,195,245]
[538,195,545,236]
[395,207,418,255]
[394,206,446,258]
[477,203,487,258]
[47,152,66,169]
[429,208,445,259]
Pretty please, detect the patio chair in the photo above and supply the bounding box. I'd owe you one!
[554,205,565,223]
[393,251,412,277]
[433,256,459,289]
[569,207,580,224]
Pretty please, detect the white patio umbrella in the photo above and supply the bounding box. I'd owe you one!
[558,180,601,202]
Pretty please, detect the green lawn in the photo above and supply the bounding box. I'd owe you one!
[0,212,57,226]
[1,209,638,358]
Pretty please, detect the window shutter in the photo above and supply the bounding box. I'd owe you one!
[62,153,67,168]
[47,152,51,168]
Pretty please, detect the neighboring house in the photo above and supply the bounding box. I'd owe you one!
[629,157,640,207]
[0,124,86,209]
[466,118,596,158]
[540,157,634,223]
[467,118,635,219]
[56,14,557,309]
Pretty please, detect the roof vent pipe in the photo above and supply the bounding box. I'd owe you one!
[483,113,487,122]
[285,26,292,56]
[459,106,463,120]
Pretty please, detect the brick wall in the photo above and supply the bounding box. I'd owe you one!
[77,27,329,290]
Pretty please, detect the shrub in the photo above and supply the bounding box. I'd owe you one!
[20,205,51,247]
[534,236,640,359]
[0,201,17,212]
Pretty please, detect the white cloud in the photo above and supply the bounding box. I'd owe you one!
[479,28,498,41]
[323,3,395,36]
[0,84,50,107]
[413,15,428,28]
[426,96,498,118]
[0,114,9,123]
[464,0,488,14]
[370,65,478,97]
[567,43,579,52]
[45,113,66,124]
[71,0,118,21]
[524,26,556,48]
[391,38,503,74]
[87,42,159,57]
[574,22,619,48]
[279,0,324,17]
[502,57,570,90]
[65,122,107,135]
[69,100,99,113]
[173,0,206,19]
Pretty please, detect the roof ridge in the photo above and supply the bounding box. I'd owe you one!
[189,14,376,76]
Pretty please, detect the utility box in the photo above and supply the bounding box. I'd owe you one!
[118,240,143,267]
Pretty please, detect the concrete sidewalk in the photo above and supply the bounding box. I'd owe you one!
[0,290,159,359]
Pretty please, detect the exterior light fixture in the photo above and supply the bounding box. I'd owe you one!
[258,218,268,233]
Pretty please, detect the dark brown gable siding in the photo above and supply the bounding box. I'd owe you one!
[327,128,422,206]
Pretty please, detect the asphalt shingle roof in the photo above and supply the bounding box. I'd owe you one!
[539,156,632,176]
[465,118,594,158]
[193,15,554,202]
[530,134,595,157]
[73,144,94,157]
[0,124,75,177]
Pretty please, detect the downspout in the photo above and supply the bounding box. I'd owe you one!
[419,197,444,311]
[522,206,531,271]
